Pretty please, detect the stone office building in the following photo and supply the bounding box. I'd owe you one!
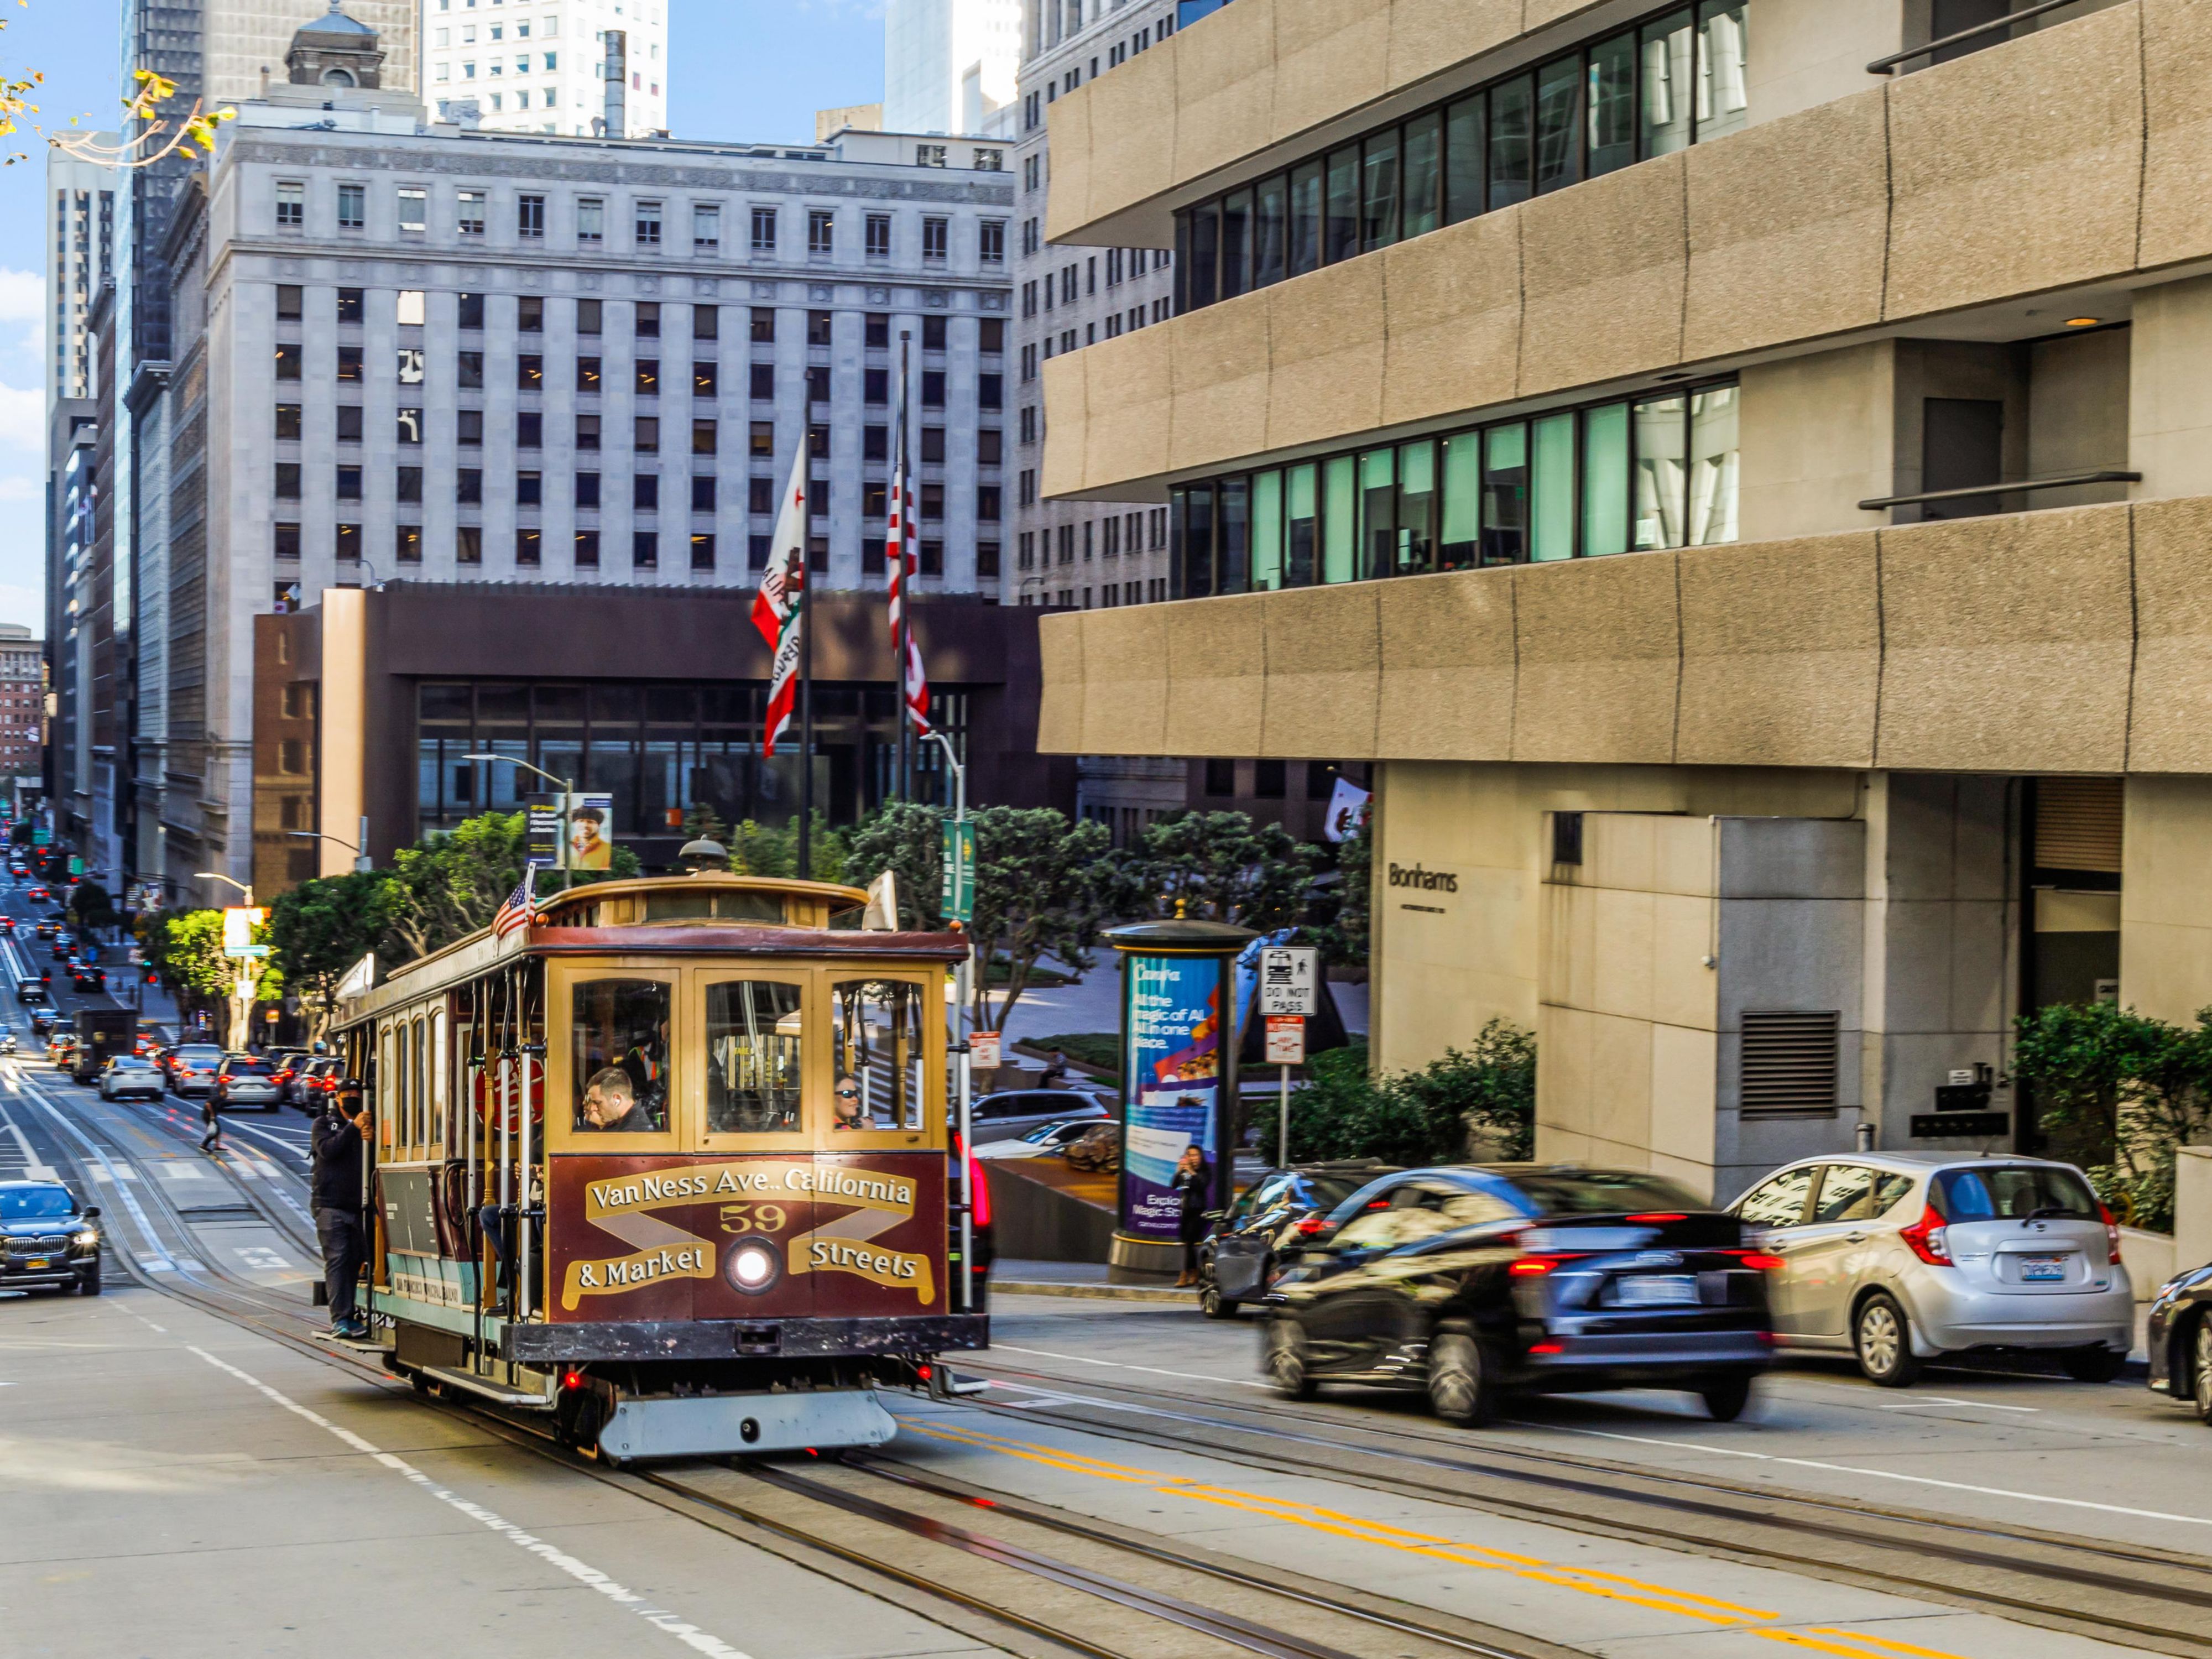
[1033,0,2212,1198]
[140,8,1016,899]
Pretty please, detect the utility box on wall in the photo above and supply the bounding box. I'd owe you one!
[1537,812,1867,1204]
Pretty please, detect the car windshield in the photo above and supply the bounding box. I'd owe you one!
[111,1058,151,1071]
[1936,1165,2100,1222]
[0,1186,75,1219]
[1298,1175,1370,1211]
[224,1058,274,1074]
[176,1047,221,1061]
[1507,1170,1707,1217]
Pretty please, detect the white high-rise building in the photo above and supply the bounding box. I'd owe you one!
[43,148,118,411]
[884,0,1019,136]
[421,0,667,137]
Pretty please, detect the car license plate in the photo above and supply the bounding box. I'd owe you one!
[1615,1274,1698,1306]
[24,1258,48,1270]
[2019,1254,2069,1282]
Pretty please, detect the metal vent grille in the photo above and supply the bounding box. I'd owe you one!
[2035,777,2122,874]
[1740,1010,1839,1118]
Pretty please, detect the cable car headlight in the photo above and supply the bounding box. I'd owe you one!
[725,1240,781,1296]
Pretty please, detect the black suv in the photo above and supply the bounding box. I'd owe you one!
[0,1180,102,1295]
[1198,1161,1399,1319]
[1263,1165,1772,1425]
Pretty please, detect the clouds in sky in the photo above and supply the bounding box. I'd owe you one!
[0,268,45,632]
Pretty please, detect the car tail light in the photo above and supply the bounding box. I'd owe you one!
[1900,1200,1952,1266]
[2098,1202,2123,1266]
[1528,1340,1565,1355]
[963,1135,992,1230]
[1509,1253,1588,1277]
[1294,1216,1331,1237]
[1734,1252,1786,1272]
[1629,1213,1688,1224]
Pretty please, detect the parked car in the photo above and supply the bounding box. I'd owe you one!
[2147,1260,2212,1422]
[1197,1162,1399,1319]
[1264,1165,1773,1424]
[266,1049,314,1105]
[97,1056,166,1102]
[296,1055,346,1106]
[973,1118,1113,1160]
[966,1087,1114,1145]
[164,1043,226,1098]
[1729,1153,2133,1385]
[211,1053,284,1112]
[0,1179,101,1295]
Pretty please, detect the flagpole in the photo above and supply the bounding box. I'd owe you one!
[895,328,913,805]
[797,519,814,882]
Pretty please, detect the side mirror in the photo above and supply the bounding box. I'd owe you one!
[81,1206,100,1220]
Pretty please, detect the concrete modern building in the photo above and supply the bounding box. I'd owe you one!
[885,0,1021,137]
[422,0,664,137]
[1031,0,2212,1198]
[44,148,119,410]
[127,6,1014,901]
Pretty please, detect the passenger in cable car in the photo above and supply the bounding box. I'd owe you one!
[833,1078,866,1129]
[578,1067,655,1133]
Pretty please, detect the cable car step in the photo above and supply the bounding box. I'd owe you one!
[599,1388,897,1460]
[419,1364,556,1410]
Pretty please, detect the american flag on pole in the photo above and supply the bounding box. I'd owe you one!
[492,862,542,937]
[886,451,932,738]
[752,441,810,755]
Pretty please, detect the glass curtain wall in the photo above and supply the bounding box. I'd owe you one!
[1169,378,1738,598]
[1175,2,1749,314]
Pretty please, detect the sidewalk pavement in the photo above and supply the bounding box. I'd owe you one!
[990,1258,1197,1303]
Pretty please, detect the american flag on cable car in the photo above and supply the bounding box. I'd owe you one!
[492,862,542,938]
[886,445,932,737]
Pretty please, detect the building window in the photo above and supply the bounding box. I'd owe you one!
[752,421,775,456]
[396,407,423,445]
[577,196,605,242]
[274,522,301,559]
[577,356,602,393]
[693,202,720,252]
[518,353,544,390]
[275,180,304,227]
[518,192,546,237]
[750,206,776,253]
[575,530,601,568]
[980,220,1005,264]
[922,370,946,408]
[274,342,302,381]
[693,361,717,397]
[637,301,661,338]
[336,523,362,561]
[398,186,426,232]
[274,462,301,499]
[978,373,1003,411]
[458,410,484,445]
[397,346,425,383]
[396,525,422,564]
[458,291,485,329]
[517,469,543,507]
[750,306,775,342]
[637,360,660,396]
[457,349,484,388]
[691,475,717,513]
[916,143,947,168]
[922,217,948,261]
[977,485,1001,522]
[808,210,834,255]
[637,200,663,246]
[692,419,718,455]
[457,526,483,565]
[695,305,719,341]
[397,466,422,502]
[337,182,366,229]
[920,540,943,576]
[750,363,775,400]
[865,213,890,259]
[635,473,660,510]
[457,189,486,234]
[973,148,1003,172]
[691,533,716,571]
[457,468,483,504]
[634,531,659,568]
[748,477,774,514]
[635,415,659,452]
[274,403,302,441]
[576,472,602,509]
[1205,759,1236,797]
[516,528,542,566]
[518,295,543,333]
[920,482,945,521]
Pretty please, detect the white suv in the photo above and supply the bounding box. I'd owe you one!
[1730,1153,2133,1386]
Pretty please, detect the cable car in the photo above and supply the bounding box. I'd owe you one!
[331,870,988,1462]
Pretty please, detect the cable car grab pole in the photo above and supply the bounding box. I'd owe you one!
[925,728,972,1313]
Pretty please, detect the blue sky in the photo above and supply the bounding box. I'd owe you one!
[0,0,889,632]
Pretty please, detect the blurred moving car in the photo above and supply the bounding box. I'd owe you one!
[967,1087,1114,1145]
[267,1048,314,1105]
[69,962,105,992]
[98,1056,166,1102]
[1264,1165,1773,1424]
[164,1043,225,1098]
[2147,1259,2212,1422]
[0,1180,101,1295]
[1730,1153,2132,1385]
[296,1055,346,1105]
[1197,1162,1399,1319]
[211,1053,283,1112]
[14,980,46,1008]
[972,1119,1108,1160]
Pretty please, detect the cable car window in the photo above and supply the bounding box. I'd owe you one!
[831,979,926,1131]
[706,980,804,1133]
[571,979,671,1133]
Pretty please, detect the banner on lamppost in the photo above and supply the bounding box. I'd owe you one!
[941,819,975,923]
[526,792,615,869]
[1118,952,1224,1244]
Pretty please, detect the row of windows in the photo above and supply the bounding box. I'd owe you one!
[1015,508,1169,571]
[1171,380,1739,599]
[272,349,1006,410]
[277,286,1005,353]
[269,529,998,584]
[271,466,1004,520]
[1019,578,1172,609]
[1173,1,1747,314]
[273,179,1001,261]
[1023,1,1180,128]
[1018,247,1170,315]
[274,406,1005,466]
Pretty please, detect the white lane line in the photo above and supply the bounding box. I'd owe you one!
[0,1080,57,1180]
[990,1342,1274,1390]
[1536,1421,2212,1527]
[14,1075,178,1272]
[1875,1396,2040,1413]
[187,1345,755,1658]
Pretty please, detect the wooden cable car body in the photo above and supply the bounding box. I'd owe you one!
[332,872,985,1460]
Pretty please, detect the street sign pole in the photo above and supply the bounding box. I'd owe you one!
[1257,945,1321,1171]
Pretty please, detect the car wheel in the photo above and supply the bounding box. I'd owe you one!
[1264,1316,1316,1400]
[2060,1344,2126,1384]
[1701,1374,1754,1421]
[1426,1329,1494,1427]
[1854,1292,1923,1387]
[1199,1266,1238,1321]
[2193,1319,2212,1425]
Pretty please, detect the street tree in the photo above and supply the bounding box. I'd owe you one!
[149,907,271,1045]
[842,802,946,930]
[268,871,391,1042]
[378,812,640,965]
[1129,810,1316,930]
[968,806,1115,1032]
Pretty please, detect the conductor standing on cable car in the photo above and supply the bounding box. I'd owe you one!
[312,1078,372,1340]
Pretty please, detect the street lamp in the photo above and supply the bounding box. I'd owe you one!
[193,871,254,907]
[464,752,575,889]
[286,813,373,874]
[193,872,260,1046]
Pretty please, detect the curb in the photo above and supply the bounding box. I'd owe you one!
[992,1279,1196,1304]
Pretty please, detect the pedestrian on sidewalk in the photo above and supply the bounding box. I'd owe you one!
[1172,1144,1211,1288]
[312,1078,372,1340]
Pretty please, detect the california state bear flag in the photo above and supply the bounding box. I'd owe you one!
[750,444,810,755]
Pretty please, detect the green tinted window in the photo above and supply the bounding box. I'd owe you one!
[1531,412,1575,562]
[1251,469,1284,591]
[1322,455,1357,583]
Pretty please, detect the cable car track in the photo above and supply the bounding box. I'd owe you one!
[951,1360,2212,1658]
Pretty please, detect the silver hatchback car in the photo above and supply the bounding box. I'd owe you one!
[1730,1153,2133,1385]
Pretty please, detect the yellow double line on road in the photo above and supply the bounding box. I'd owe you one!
[911,1422,1984,1659]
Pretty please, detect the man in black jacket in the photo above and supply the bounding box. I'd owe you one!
[311,1080,372,1339]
